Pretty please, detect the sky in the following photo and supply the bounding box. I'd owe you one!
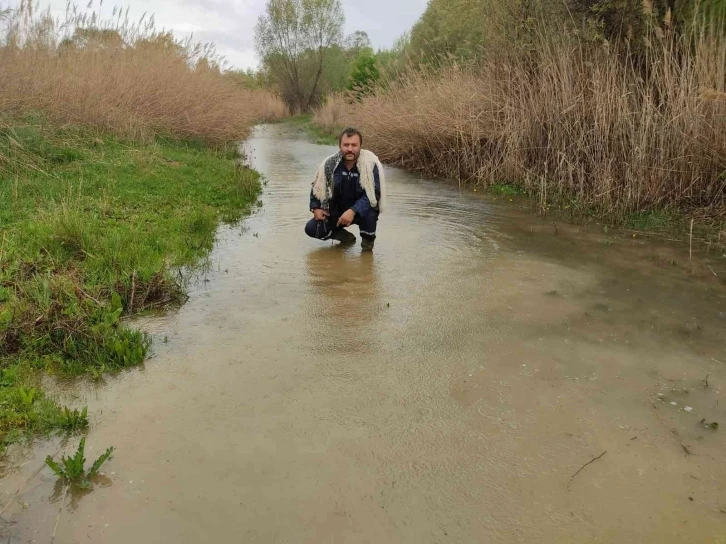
[19,0,429,70]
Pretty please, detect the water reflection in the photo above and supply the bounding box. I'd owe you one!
[305,246,380,355]
[49,474,113,513]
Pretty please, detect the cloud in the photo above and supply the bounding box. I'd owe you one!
[27,0,427,70]
[341,0,427,49]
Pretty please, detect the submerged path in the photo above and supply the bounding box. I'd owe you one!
[3,123,726,542]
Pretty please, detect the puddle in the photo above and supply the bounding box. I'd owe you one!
[1,123,725,543]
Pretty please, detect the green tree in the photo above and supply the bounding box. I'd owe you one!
[344,30,372,54]
[347,50,380,98]
[255,0,345,112]
[572,0,726,40]
[408,0,493,63]
[407,0,572,63]
[224,68,268,90]
[318,43,351,92]
[376,32,411,79]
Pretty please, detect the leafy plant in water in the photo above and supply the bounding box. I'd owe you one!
[45,437,114,489]
[59,405,89,432]
[699,418,719,430]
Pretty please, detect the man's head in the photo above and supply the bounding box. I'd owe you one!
[339,128,363,163]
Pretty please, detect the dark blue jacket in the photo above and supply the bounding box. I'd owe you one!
[310,162,380,217]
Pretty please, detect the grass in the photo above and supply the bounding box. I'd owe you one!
[57,406,89,432]
[622,209,686,233]
[486,183,526,197]
[0,116,261,451]
[0,1,277,455]
[489,185,701,239]
[289,114,339,146]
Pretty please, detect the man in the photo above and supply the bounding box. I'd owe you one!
[305,127,386,251]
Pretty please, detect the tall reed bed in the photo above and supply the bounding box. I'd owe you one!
[330,26,726,231]
[0,1,287,145]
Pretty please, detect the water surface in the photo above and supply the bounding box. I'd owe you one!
[2,123,726,543]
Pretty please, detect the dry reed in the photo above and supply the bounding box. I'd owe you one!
[0,1,287,144]
[312,93,353,136]
[342,27,726,226]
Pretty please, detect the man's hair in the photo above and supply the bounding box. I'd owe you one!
[339,127,363,146]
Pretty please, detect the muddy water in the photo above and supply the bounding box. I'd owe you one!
[3,123,726,543]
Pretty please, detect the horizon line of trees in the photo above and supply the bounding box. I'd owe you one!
[243,0,726,111]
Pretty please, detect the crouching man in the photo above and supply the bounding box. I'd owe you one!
[305,127,386,251]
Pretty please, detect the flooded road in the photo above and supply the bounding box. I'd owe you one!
[3,123,726,543]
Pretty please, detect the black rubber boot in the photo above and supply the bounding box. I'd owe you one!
[361,236,375,251]
[331,228,356,245]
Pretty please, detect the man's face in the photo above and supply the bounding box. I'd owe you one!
[340,134,361,163]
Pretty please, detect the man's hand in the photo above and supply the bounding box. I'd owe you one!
[337,209,356,227]
[313,208,329,221]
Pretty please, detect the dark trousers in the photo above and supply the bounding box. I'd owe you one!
[305,211,378,241]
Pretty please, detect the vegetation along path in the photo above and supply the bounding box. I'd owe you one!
[2,122,726,542]
[0,118,260,450]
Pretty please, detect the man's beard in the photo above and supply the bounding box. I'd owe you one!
[344,150,360,162]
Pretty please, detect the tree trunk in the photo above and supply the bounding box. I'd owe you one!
[305,49,326,111]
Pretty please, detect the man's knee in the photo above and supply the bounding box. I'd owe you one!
[304,219,318,238]
[305,219,330,239]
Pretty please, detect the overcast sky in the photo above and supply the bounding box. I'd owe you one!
[22,0,428,70]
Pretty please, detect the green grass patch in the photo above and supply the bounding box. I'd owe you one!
[484,175,719,242]
[622,209,686,233]
[486,183,526,197]
[0,117,260,451]
[287,115,339,146]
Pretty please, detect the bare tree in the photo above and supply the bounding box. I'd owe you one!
[345,30,372,53]
[255,0,344,112]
